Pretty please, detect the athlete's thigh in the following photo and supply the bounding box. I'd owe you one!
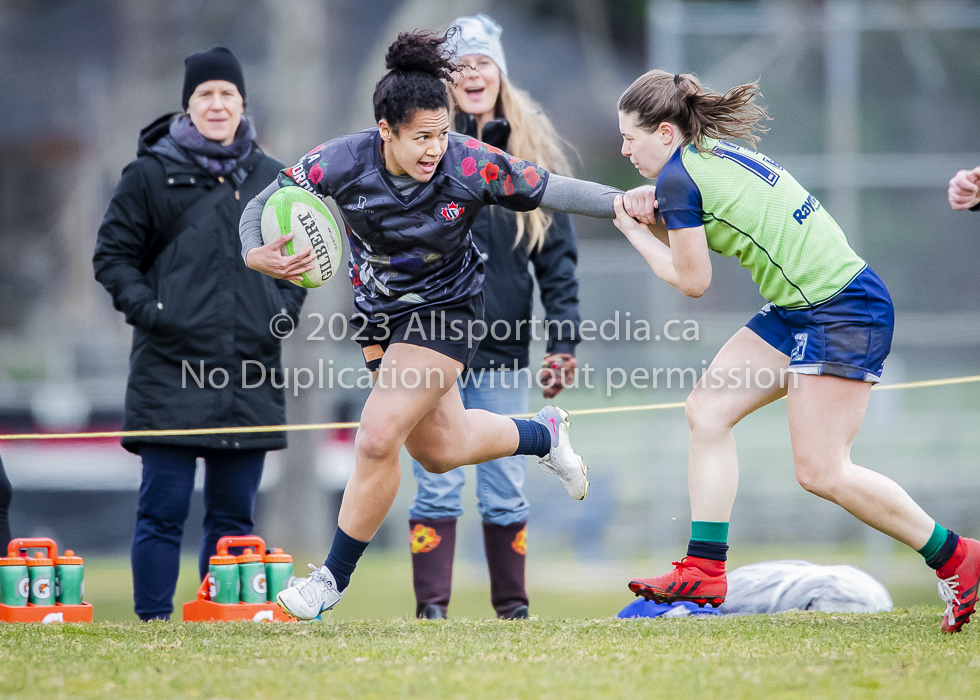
[787,373,871,461]
[359,342,463,443]
[402,380,469,459]
[689,326,792,425]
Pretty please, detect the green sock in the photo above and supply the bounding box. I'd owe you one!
[917,522,948,562]
[690,521,729,543]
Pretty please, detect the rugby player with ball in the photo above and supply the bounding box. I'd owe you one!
[240,28,623,620]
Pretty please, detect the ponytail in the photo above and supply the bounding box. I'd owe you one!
[373,29,457,130]
[619,70,769,151]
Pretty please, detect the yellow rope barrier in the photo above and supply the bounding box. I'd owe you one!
[0,374,977,441]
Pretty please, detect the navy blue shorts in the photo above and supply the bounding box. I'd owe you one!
[745,267,894,383]
[355,293,485,371]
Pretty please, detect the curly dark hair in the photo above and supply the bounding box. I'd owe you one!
[373,29,457,131]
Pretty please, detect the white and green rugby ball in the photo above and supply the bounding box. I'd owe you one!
[261,186,343,288]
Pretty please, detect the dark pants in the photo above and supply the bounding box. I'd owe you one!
[131,445,265,620]
[0,455,11,548]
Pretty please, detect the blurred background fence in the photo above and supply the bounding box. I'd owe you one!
[1,0,978,580]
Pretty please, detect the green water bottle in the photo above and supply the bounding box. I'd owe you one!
[26,553,55,606]
[264,548,294,602]
[0,556,29,607]
[237,548,266,604]
[55,550,84,605]
[208,553,239,604]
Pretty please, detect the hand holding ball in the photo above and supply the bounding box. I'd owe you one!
[253,186,343,288]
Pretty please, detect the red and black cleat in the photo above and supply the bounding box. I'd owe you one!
[937,537,980,634]
[628,556,727,608]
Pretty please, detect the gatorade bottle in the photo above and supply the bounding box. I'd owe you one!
[26,553,56,607]
[264,548,294,602]
[208,553,239,604]
[237,548,266,604]
[0,556,29,607]
[55,550,84,605]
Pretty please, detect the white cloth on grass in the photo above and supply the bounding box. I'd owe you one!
[719,560,892,615]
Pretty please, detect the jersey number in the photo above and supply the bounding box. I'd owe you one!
[712,142,782,187]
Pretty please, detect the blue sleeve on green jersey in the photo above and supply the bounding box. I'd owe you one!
[655,146,704,230]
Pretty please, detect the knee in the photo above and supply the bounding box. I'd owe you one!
[355,423,403,465]
[794,457,842,500]
[685,391,731,436]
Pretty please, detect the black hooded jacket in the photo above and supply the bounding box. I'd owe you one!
[93,114,306,454]
[469,206,581,370]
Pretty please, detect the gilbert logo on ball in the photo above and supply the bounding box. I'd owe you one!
[261,186,343,289]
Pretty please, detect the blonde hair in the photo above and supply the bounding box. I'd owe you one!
[619,70,769,152]
[497,76,572,252]
[450,74,572,253]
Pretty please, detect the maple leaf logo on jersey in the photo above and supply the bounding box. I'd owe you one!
[439,202,464,222]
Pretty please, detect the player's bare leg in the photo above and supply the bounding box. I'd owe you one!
[786,373,934,547]
[687,328,791,522]
[630,328,790,606]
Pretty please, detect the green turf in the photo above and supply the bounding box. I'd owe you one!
[78,546,947,623]
[1,611,979,699]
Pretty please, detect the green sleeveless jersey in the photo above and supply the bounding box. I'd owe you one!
[655,139,866,308]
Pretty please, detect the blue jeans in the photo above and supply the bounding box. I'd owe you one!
[131,445,265,620]
[410,376,530,526]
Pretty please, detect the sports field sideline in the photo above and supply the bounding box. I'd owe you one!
[1,609,977,699]
[1,551,976,699]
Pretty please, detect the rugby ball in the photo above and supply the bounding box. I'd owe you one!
[261,186,343,288]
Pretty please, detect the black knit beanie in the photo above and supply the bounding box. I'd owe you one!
[181,46,246,109]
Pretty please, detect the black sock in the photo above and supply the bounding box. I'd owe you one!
[324,527,370,591]
[686,540,729,562]
[925,529,960,570]
[511,418,551,457]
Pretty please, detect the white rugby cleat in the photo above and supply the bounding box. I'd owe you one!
[276,564,343,620]
[532,405,589,500]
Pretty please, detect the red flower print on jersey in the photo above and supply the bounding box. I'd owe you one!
[440,201,465,222]
[485,144,503,155]
[351,264,363,287]
[309,163,324,184]
[464,138,482,149]
[503,174,514,196]
[481,162,500,183]
[522,165,540,188]
[509,157,523,165]
[461,156,477,177]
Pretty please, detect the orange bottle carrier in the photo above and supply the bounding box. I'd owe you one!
[0,538,93,623]
[182,535,294,622]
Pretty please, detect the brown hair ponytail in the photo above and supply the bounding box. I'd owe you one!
[619,69,770,151]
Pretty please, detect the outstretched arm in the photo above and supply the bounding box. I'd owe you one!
[539,174,622,219]
[239,180,316,280]
[613,195,711,298]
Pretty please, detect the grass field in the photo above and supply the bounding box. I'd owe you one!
[3,551,979,698]
[2,610,980,699]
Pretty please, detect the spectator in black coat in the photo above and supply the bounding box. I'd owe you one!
[93,47,306,620]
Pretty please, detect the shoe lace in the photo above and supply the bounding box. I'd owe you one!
[297,563,332,607]
[938,574,960,624]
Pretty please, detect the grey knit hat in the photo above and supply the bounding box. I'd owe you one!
[445,14,508,77]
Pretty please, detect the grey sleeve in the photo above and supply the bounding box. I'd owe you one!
[239,180,282,262]
[540,174,622,220]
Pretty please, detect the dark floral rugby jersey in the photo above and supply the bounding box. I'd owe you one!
[280,129,549,322]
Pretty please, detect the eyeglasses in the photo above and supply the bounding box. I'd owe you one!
[458,58,494,73]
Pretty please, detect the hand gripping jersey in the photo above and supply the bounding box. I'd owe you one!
[655,139,867,309]
[280,129,549,322]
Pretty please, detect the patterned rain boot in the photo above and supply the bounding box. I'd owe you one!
[484,520,529,619]
[409,518,457,619]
